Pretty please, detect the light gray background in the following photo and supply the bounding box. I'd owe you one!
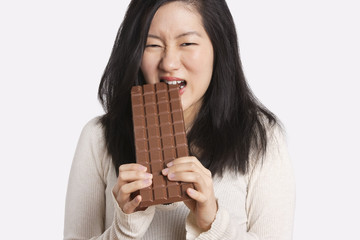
[0,0,359,239]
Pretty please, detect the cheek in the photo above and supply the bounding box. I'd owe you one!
[185,49,213,76]
[185,51,203,70]
[184,50,214,90]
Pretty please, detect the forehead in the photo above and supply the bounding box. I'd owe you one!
[148,2,204,37]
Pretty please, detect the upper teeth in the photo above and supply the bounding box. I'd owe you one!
[165,80,183,85]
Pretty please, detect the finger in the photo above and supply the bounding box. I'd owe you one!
[186,188,207,203]
[162,162,212,187]
[166,172,207,192]
[118,171,152,184]
[116,178,153,204]
[167,157,211,177]
[162,162,203,177]
[119,163,148,173]
[120,178,153,196]
[122,195,142,214]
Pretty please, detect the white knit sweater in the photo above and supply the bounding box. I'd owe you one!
[64,117,295,240]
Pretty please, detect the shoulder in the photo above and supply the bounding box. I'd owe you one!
[257,111,286,151]
[249,113,292,178]
[76,116,108,164]
[80,116,104,140]
[264,120,287,160]
[72,116,111,181]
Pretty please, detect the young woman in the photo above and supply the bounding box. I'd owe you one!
[64,0,295,239]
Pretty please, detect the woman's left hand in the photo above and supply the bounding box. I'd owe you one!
[162,157,217,231]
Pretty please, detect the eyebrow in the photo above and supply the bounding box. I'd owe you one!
[147,31,201,40]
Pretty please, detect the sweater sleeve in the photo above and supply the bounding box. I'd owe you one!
[64,118,155,240]
[185,126,296,240]
[245,126,296,239]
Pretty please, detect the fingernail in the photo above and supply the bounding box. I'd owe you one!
[166,161,173,167]
[168,173,175,180]
[187,188,195,195]
[162,168,169,175]
[145,173,153,179]
[139,165,147,171]
[143,179,152,185]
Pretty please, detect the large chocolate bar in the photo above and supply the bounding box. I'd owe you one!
[131,82,193,208]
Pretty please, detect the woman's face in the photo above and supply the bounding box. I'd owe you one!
[140,2,214,125]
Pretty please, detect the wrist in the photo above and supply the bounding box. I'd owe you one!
[198,199,218,231]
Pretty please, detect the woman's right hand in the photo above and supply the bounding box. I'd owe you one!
[112,163,153,214]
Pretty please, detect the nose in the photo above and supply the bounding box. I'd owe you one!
[159,48,181,72]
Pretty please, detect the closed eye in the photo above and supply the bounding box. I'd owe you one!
[180,43,197,47]
[145,44,162,48]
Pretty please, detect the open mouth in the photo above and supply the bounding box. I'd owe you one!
[160,79,187,89]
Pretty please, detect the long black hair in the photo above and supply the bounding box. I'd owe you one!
[98,0,278,176]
